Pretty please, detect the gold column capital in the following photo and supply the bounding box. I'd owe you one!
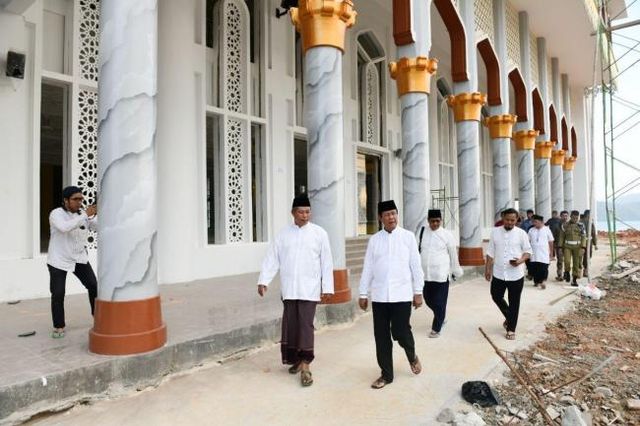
[483,114,517,139]
[290,0,357,54]
[446,92,487,122]
[563,156,577,171]
[389,56,438,96]
[551,149,566,166]
[513,129,539,151]
[534,141,554,159]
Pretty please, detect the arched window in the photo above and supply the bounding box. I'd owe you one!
[436,79,458,231]
[357,32,385,146]
[205,0,266,244]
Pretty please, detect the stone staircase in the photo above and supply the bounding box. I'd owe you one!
[346,236,371,277]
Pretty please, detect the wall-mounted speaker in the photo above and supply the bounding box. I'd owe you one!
[6,51,26,79]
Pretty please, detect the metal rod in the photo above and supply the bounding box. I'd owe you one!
[591,18,640,35]
[478,327,555,425]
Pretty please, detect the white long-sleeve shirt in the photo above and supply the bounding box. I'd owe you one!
[486,226,532,281]
[258,222,334,301]
[418,226,463,282]
[359,226,424,302]
[47,207,97,272]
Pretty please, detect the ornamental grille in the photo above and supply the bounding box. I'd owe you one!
[79,0,100,82]
[225,118,246,242]
[505,2,520,70]
[223,0,248,114]
[530,33,539,89]
[77,90,98,249]
[474,0,494,43]
[365,63,380,146]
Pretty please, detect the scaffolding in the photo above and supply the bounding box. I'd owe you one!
[587,0,640,267]
[430,188,459,231]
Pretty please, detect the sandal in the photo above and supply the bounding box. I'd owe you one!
[300,370,313,387]
[370,377,389,389]
[288,363,301,374]
[51,330,65,339]
[410,356,422,375]
[505,331,516,340]
[429,331,440,338]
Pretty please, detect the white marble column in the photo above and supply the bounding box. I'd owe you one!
[515,127,536,212]
[401,93,430,234]
[551,160,564,211]
[490,0,513,220]
[91,0,166,355]
[564,168,573,211]
[535,155,551,218]
[305,47,346,269]
[97,0,159,302]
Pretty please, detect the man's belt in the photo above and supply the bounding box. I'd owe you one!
[565,241,580,246]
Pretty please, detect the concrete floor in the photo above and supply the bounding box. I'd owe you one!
[31,249,611,426]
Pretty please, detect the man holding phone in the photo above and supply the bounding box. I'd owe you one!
[485,208,532,340]
[47,186,98,338]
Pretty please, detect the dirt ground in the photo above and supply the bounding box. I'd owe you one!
[478,233,640,425]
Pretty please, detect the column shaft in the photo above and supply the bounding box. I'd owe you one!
[564,171,573,211]
[551,165,564,212]
[535,157,551,217]
[304,47,346,268]
[401,93,430,234]
[517,149,535,211]
[492,138,511,219]
[91,0,166,355]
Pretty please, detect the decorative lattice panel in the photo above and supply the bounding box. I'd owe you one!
[223,0,248,114]
[77,90,98,249]
[225,118,246,242]
[79,0,100,82]
[506,2,520,70]
[474,0,494,43]
[530,32,539,89]
[365,63,380,146]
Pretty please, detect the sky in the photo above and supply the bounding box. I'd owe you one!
[591,1,640,201]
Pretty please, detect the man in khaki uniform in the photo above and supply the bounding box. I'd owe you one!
[581,209,598,278]
[558,210,586,286]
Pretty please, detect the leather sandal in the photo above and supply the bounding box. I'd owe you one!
[288,363,301,374]
[370,377,388,389]
[506,331,516,340]
[300,370,313,387]
[410,356,422,375]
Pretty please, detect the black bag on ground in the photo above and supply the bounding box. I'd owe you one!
[461,381,500,407]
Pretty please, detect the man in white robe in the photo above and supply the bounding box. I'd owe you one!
[257,194,334,387]
[359,200,424,389]
[417,209,463,338]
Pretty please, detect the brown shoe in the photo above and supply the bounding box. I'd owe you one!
[410,356,422,375]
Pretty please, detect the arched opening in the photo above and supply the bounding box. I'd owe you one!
[532,88,545,134]
[433,0,468,82]
[549,105,558,144]
[571,127,578,158]
[561,117,569,151]
[508,68,528,122]
[477,38,501,106]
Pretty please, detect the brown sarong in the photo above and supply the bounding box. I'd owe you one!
[281,300,317,365]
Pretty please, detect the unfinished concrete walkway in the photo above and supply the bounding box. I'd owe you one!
[14,249,611,426]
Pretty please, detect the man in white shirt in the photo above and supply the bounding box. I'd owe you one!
[47,186,98,338]
[257,194,334,387]
[485,208,532,340]
[359,200,424,389]
[528,214,555,290]
[417,209,463,338]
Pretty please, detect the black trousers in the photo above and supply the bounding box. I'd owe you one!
[423,280,449,332]
[490,277,524,333]
[372,301,416,383]
[529,262,549,284]
[48,263,97,329]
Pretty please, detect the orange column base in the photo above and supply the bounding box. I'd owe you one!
[459,247,485,266]
[89,296,167,355]
[321,269,351,304]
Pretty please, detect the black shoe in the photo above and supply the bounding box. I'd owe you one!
[564,272,570,282]
[571,277,579,287]
[533,282,538,287]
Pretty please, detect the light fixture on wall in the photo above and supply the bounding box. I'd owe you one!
[5,51,25,79]
[275,0,297,19]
